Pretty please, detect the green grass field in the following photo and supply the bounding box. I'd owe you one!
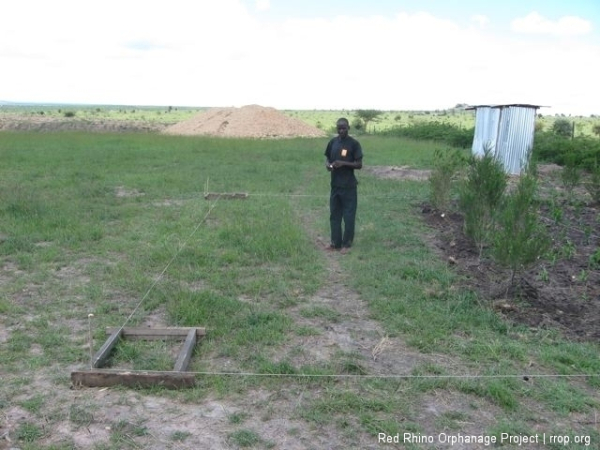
[2,104,599,137]
[0,131,599,449]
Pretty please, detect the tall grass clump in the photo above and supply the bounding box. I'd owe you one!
[560,154,581,199]
[457,147,507,257]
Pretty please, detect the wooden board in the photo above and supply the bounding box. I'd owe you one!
[93,328,123,368]
[71,370,195,389]
[173,328,197,372]
[105,327,206,340]
[204,192,248,200]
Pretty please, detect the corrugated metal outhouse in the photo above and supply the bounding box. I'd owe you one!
[468,104,540,175]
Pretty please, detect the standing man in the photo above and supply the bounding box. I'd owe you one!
[324,118,363,253]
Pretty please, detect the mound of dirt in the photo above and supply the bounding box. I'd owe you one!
[162,104,326,138]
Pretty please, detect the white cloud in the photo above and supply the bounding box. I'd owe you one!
[255,0,270,11]
[511,12,592,36]
[0,1,598,115]
[471,14,489,28]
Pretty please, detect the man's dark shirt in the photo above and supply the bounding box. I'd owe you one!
[325,135,363,188]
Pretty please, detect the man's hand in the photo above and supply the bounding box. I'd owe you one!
[332,160,362,170]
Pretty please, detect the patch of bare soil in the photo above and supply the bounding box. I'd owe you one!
[367,163,600,341]
[0,114,166,133]
[364,165,432,181]
[420,188,600,342]
[162,105,326,138]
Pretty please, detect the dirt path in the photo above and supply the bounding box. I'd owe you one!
[284,193,430,377]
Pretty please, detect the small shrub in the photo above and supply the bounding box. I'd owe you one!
[584,159,600,204]
[552,118,573,138]
[429,148,464,211]
[561,155,581,197]
[63,111,76,118]
[229,429,261,447]
[458,146,507,257]
[492,170,550,290]
[589,247,600,269]
[351,118,364,131]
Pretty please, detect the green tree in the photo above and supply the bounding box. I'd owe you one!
[592,123,600,137]
[355,109,383,133]
[552,118,573,138]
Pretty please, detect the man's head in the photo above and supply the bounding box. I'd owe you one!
[336,118,350,138]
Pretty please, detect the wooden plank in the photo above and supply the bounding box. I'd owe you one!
[71,370,195,389]
[173,329,197,372]
[105,327,206,340]
[204,192,248,200]
[93,328,123,368]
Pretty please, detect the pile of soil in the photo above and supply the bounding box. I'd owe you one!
[162,104,326,138]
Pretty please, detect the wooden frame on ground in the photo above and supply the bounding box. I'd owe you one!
[71,327,205,389]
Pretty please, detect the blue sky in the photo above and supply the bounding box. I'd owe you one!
[257,0,598,27]
[1,0,598,115]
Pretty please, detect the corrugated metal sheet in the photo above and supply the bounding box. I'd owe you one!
[470,104,539,175]
[472,107,500,157]
[496,106,537,175]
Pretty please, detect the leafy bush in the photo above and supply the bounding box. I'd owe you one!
[533,132,600,171]
[351,118,364,132]
[552,118,573,138]
[383,121,474,148]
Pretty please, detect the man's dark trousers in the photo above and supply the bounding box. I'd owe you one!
[330,186,357,249]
